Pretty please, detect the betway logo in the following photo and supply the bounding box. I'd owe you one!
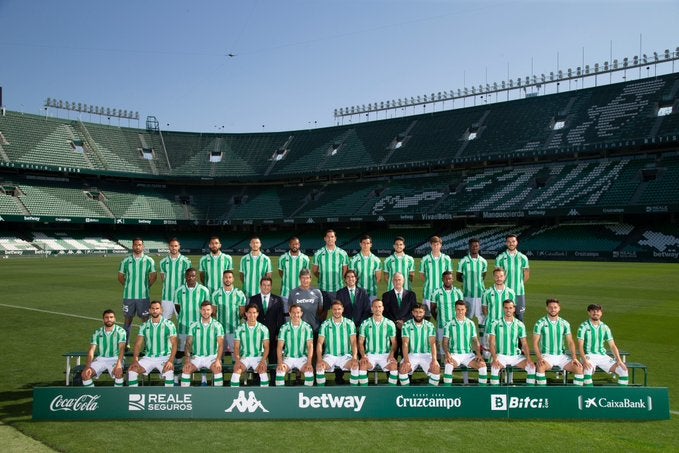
[298,392,365,412]
[578,396,652,411]
[50,394,100,412]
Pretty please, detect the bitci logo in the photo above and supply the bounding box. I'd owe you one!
[490,394,507,411]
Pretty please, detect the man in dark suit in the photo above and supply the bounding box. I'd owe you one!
[382,272,417,358]
[249,276,285,366]
[336,270,372,330]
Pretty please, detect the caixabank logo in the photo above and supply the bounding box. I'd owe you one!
[490,394,549,411]
[128,393,193,411]
[577,395,653,411]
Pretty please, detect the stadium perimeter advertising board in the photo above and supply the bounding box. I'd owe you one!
[34,386,669,420]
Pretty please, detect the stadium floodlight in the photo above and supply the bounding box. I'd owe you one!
[633,56,638,65]
[623,57,628,67]
[654,52,659,61]
[501,81,506,88]
[594,63,599,72]
[585,65,590,74]
[457,89,462,96]
[576,67,581,76]
[665,49,671,59]
[135,111,139,120]
[643,54,647,64]
[493,82,498,90]
[613,59,618,69]
[508,80,513,88]
[463,87,468,95]
[557,70,563,79]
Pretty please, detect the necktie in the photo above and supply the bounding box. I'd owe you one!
[397,292,402,307]
[263,296,268,312]
[350,289,355,305]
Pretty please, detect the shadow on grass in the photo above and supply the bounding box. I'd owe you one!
[0,381,64,424]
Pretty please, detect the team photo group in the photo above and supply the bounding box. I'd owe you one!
[82,230,629,389]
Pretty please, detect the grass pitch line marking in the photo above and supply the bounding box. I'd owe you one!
[0,303,139,326]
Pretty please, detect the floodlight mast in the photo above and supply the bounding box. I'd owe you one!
[333,45,679,123]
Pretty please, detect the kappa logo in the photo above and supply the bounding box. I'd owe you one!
[567,209,580,216]
[129,394,145,411]
[225,390,269,413]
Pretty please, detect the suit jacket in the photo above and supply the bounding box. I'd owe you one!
[336,286,372,328]
[382,288,417,324]
[250,293,285,341]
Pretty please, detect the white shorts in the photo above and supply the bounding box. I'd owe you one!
[90,357,120,378]
[449,352,477,368]
[322,354,353,371]
[464,297,484,323]
[240,356,264,371]
[190,354,219,370]
[161,300,176,320]
[585,354,616,373]
[282,357,309,372]
[137,356,171,375]
[494,354,527,368]
[404,353,434,374]
[365,353,395,371]
[542,354,572,370]
[224,333,235,354]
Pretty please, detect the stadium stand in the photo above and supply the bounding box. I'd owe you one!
[0,72,678,262]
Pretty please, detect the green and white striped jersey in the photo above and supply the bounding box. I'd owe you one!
[138,318,177,358]
[278,252,310,298]
[199,253,233,294]
[482,285,516,322]
[419,253,453,300]
[443,317,478,354]
[359,317,396,355]
[457,254,488,298]
[174,284,211,335]
[90,325,127,358]
[533,316,572,355]
[383,254,415,290]
[577,320,614,355]
[211,286,247,333]
[495,250,530,296]
[235,322,270,358]
[489,318,526,356]
[188,318,225,357]
[118,254,156,299]
[239,253,272,298]
[159,254,192,301]
[313,247,349,292]
[278,321,314,359]
[402,319,436,354]
[349,252,382,297]
[319,317,356,356]
[431,286,464,329]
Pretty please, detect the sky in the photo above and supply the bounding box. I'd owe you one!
[1,0,677,133]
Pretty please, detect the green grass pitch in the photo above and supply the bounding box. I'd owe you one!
[0,256,677,452]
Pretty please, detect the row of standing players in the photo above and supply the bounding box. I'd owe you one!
[80,231,628,386]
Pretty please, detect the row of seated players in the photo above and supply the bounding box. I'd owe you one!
[81,298,628,387]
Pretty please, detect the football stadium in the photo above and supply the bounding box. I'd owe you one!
[1,3,678,452]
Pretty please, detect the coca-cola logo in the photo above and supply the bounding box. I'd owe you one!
[49,394,100,412]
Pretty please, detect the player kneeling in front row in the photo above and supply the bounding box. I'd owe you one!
[316,301,360,386]
[128,301,177,387]
[82,309,127,387]
[442,301,487,385]
[577,304,628,386]
[533,298,584,386]
[399,303,440,386]
[488,299,535,385]
[358,299,399,385]
[231,303,270,387]
[181,301,225,387]
[276,304,315,386]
